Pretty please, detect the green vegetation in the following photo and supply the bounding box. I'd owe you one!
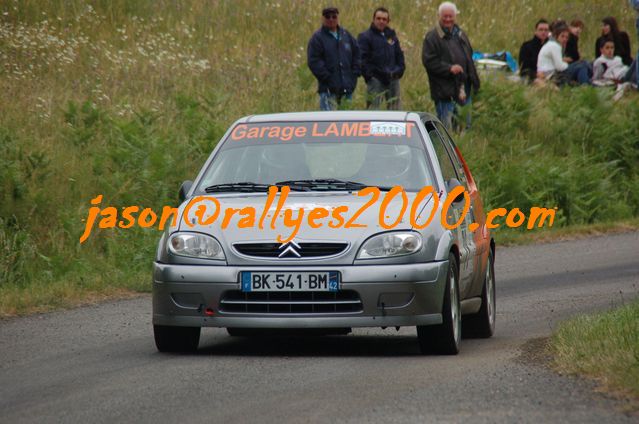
[1,1,638,315]
[551,300,639,401]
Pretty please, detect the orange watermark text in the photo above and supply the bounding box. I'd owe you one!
[79,186,557,244]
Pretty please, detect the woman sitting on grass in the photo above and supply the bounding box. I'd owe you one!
[536,24,591,86]
[594,17,633,67]
[592,40,629,86]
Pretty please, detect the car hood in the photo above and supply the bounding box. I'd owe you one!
[175,191,440,265]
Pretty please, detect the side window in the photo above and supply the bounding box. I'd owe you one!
[434,122,469,189]
[425,121,458,183]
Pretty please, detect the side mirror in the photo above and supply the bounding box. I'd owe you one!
[445,178,465,204]
[179,180,193,202]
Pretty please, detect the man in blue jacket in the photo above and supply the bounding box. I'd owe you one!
[358,7,405,110]
[307,7,361,111]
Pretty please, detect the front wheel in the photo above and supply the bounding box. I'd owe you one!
[154,325,201,352]
[417,253,461,355]
[463,248,496,338]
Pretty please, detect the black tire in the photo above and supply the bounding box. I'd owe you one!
[463,248,496,338]
[154,325,200,352]
[417,253,461,355]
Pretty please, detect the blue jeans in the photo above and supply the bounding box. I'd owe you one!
[435,83,472,130]
[631,16,639,85]
[435,101,456,130]
[366,78,401,110]
[625,57,639,84]
[561,61,592,85]
[319,92,352,111]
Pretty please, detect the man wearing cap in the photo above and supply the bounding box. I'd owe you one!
[358,7,405,110]
[422,1,479,130]
[307,7,361,111]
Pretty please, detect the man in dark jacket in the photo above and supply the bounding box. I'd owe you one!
[358,7,405,110]
[422,2,480,130]
[307,7,361,111]
[519,19,550,80]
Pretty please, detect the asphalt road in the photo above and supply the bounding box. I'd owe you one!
[1,232,638,423]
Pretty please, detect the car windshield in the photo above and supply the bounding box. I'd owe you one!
[196,121,434,192]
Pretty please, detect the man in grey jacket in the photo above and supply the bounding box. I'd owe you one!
[422,2,479,130]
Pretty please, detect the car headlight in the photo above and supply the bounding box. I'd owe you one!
[357,232,422,259]
[168,233,225,260]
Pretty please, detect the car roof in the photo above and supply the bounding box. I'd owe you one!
[239,111,438,124]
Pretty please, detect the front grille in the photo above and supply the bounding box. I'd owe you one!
[219,290,363,314]
[233,242,348,258]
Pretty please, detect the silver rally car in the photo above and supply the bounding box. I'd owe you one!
[153,111,495,354]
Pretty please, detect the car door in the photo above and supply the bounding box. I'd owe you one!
[433,122,482,296]
[424,121,473,296]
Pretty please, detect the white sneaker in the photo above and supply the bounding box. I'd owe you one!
[612,82,630,101]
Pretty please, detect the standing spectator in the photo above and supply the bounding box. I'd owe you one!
[422,2,480,130]
[307,7,361,111]
[626,0,639,86]
[519,19,550,81]
[594,17,633,66]
[564,19,584,63]
[358,7,406,110]
[537,24,591,85]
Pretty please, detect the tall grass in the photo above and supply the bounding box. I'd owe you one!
[463,81,639,226]
[1,1,638,315]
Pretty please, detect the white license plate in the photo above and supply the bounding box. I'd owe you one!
[240,271,340,292]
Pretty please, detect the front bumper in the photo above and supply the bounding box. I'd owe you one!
[152,261,448,328]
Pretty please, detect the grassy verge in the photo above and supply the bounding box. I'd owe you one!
[551,300,639,406]
[495,218,639,246]
[0,284,143,318]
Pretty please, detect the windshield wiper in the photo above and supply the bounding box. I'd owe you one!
[205,179,394,193]
[204,181,311,193]
[275,179,393,192]
[204,182,271,193]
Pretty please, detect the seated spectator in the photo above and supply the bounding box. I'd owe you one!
[565,19,584,63]
[594,17,633,66]
[592,40,629,85]
[537,24,591,85]
[519,19,549,80]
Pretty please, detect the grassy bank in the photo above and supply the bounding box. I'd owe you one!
[551,300,639,404]
[1,1,639,316]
